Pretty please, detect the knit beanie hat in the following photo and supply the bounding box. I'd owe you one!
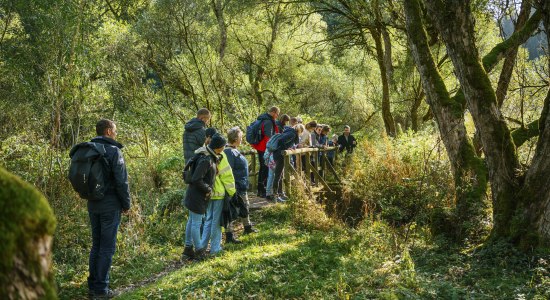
[209,134,227,149]
[205,127,218,138]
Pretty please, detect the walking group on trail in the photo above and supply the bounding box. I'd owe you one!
[69,108,357,299]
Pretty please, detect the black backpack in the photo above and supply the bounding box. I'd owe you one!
[68,142,110,201]
[182,153,203,184]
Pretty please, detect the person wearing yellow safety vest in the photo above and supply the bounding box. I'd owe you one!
[200,134,236,255]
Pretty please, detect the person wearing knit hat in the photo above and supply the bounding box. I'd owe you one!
[208,134,226,150]
[201,133,235,256]
[182,135,223,261]
[204,128,218,147]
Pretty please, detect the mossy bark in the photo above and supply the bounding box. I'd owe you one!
[425,0,523,239]
[0,167,57,299]
[449,9,542,106]
[519,1,550,247]
[404,0,488,240]
[495,1,532,108]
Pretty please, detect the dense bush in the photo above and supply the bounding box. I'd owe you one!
[339,130,455,230]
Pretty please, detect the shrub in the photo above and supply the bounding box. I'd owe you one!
[288,176,340,232]
[339,130,455,229]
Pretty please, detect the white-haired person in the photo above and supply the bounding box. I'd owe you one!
[223,126,258,243]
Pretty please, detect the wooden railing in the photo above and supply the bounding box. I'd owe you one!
[240,147,341,196]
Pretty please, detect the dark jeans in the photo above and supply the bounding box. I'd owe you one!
[257,150,268,196]
[88,209,121,293]
[272,152,285,196]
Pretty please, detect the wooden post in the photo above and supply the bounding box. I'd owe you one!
[250,152,257,192]
[314,149,320,174]
[305,152,311,182]
[322,149,327,180]
[307,156,333,193]
[284,154,292,196]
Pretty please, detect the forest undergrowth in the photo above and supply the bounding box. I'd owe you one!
[2,130,550,299]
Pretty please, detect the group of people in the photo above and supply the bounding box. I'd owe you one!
[181,108,258,261]
[80,108,357,298]
[181,107,358,260]
[250,107,358,202]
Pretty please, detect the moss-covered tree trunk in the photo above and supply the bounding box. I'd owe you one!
[403,0,488,239]
[409,85,423,132]
[0,167,57,299]
[495,0,531,108]
[425,0,522,239]
[520,0,550,246]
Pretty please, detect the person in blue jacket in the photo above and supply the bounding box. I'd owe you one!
[269,125,303,202]
[224,126,258,243]
[87,119,131,299]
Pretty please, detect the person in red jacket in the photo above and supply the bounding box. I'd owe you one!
[251,106,280,198]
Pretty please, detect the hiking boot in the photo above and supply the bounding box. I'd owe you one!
[89,289,119,299]
[276,197,287,203]
[266,195,277,202]
[181,245,194,261]
[193,248,207,261]
[225,232,242,244]
[279,194,289,201]
[243,225,258,235]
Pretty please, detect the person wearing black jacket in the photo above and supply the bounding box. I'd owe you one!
[87,119,131,299]
[337,125,357,154]
[183,108,211,163]
[182,138,224,260]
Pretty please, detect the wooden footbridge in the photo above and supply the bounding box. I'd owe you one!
[241,147,343,207]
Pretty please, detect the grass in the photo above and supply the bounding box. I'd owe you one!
[51,201,546,300]
[49,138,550,299]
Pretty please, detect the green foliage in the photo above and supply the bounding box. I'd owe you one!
[156,188,185,215]
[1,0,550,298]
[288,177,340,232]
[341,130,455,228]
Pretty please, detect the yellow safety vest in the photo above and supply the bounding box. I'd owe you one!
[211,151,236,200]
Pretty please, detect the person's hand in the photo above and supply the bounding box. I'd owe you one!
[353,141,357,145]
[122,208,130,215]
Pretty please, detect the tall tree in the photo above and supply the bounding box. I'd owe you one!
[421,0,550,246]
[311,0,397,136]
[403,0,487,239]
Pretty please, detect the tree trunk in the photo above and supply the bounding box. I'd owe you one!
[211,0,228,60]
[496,1,532,108]
[249,2,282,108]
[370,27,396,137]
[410,80,424,132]
[404,0,488,239]
[520,0,550,247]
[425,0,521,239]
[381,26,394,85]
